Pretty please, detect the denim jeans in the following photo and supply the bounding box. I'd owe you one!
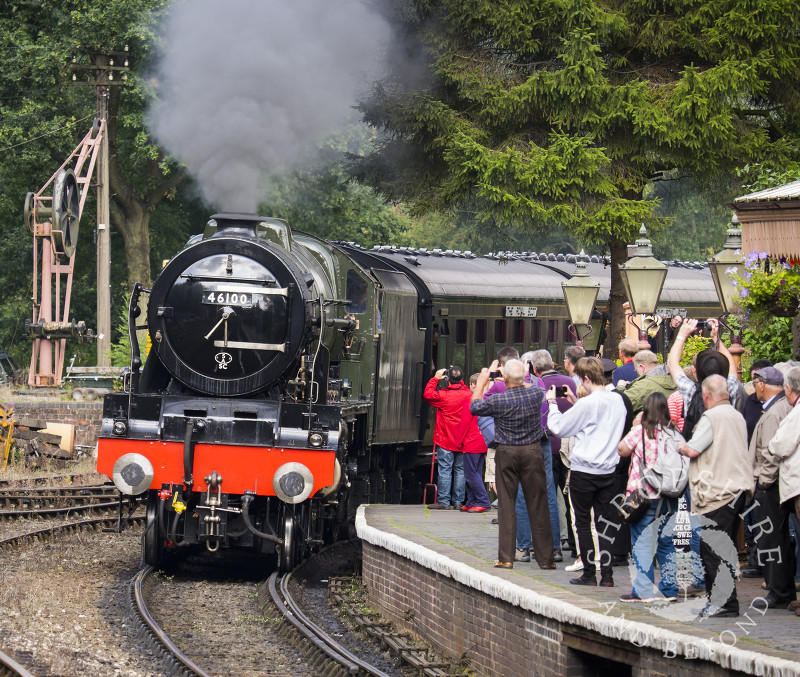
[436,446,464,506]
[515,439,560,551]
[629,497,679,599]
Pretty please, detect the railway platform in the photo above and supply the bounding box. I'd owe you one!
[356,504,800,677]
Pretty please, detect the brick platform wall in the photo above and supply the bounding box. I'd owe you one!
[361,542,753,677]
[9,401,103,448]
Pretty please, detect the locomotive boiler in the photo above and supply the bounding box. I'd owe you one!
[96,212,721,570]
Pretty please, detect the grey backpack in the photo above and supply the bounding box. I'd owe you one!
[642,426,689,498]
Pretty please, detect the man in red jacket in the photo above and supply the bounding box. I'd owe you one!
[423,366,470,509]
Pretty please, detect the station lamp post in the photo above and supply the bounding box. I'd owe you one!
[707,215,745,317]
[707,215,745,375]
[561,250,600,346]
[618,224,668,349]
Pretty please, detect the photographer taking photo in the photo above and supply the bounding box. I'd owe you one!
[423,366,471,509]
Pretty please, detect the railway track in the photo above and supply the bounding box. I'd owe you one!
[0,482,138,523]
[0,484,117,509]
[130,543,412,677]
[0,513,145,552]
[0,649,36,677]
[130,566,213,677]
[266,569,396,677]
[0,473,106,489]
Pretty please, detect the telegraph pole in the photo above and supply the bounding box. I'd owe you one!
[70,48,128,368]
[94,54,111,367]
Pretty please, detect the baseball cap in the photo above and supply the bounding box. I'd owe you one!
[752,366,784,386]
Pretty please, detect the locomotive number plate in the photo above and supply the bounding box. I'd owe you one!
[203,291,255,307]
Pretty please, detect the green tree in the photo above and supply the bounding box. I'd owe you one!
[262,127,410,248]
[0,0,189,365]
[353,0,800,351]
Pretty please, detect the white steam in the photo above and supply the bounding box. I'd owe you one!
[148,0,390,212]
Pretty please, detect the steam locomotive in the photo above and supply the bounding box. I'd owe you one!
[96,212,720,570]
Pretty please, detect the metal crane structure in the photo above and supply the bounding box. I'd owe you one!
[24,122,102,386]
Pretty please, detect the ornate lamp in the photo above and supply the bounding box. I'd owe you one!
[707,215,744,316]
[618,224,668,346]
[561,250,600,345]
[707,214,745,375]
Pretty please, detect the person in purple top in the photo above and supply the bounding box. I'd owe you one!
[532,349,575,560]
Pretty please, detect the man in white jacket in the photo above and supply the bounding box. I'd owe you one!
[765,366,800,616]
[546,356,627,587]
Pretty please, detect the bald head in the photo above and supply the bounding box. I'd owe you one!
[701,374,729,407]
[504,359,526,386]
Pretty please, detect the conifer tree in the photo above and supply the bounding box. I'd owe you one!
[354,0,800,348]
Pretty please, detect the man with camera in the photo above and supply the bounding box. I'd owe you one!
[470,359,555,570]
[423,366,471,509]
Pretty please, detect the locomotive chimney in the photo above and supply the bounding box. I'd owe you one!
[205,212,292,250]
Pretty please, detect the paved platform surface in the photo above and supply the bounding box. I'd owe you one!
[359,504,800,674]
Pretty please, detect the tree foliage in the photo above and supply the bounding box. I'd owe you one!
[354,0,800,349]
[0,0,185,365]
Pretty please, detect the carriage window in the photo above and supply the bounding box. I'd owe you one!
[475,319,487,343]
[513,319,524,343]
[440,319,450,335]
[345,270,367,314]
[455,319,468,344]
[494,320,506,344]
[547,320,558,343]
[531,319,541,343]
[564,321,574,343]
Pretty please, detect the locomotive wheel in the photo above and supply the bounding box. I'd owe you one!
[52,168,80,258]
[279,513,297,572]
[143,491,164,567]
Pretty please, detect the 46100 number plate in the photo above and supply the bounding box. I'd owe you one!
[202,291,255,306]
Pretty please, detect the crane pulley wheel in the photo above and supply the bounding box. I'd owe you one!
[52,168,80,258]
[23,192,35,232]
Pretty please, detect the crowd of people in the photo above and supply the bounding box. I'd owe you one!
[422,316,800,620]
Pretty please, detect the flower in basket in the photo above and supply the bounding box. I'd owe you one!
[732,252,800,330]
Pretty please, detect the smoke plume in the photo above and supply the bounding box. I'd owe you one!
[148,0,391,212]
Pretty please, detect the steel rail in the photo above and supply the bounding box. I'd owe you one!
[268,570,395,677]
[130,566,214,677]
[0,649,37,677]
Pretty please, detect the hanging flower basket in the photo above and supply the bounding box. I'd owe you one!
[733,253,800,330]
[766,295,800,317]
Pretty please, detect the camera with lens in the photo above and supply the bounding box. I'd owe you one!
[489,370,502,379]
[555,385,568,397]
